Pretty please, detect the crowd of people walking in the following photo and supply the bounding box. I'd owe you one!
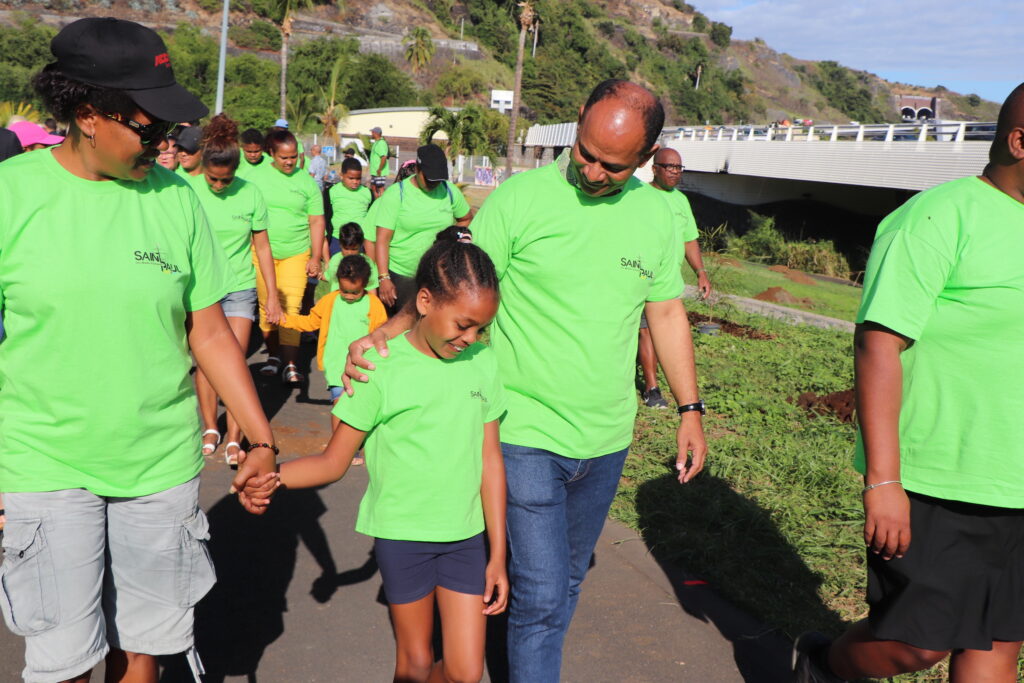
[3,13,1022,683]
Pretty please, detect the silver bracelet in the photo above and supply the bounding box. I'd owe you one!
[862,480,901,493]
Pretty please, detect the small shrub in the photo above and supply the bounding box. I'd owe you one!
[690,13,708,33]
[229,20,281,51]
[709,21,732,48]
[966,93,981,107]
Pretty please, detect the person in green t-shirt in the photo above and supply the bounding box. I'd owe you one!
[374,144,472,315]
[638,147,711,409]
[0,18,279,683]
[343,79,707,683]
[261,239,509,683]
[324,222,379,295]
[328,157,373,255]
[368,126,390,198]
[188,114,284,466]
[236,127,267,179]
[244,129,326,385]
[793,84,1024,683]
[174,124,202,179]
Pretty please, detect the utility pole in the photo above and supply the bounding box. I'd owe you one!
[214,0,229,114]
[505,1,536,180]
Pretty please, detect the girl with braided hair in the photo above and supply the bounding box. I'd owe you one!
[268,237,508,682]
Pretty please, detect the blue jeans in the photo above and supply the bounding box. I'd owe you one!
[503,443,629,683]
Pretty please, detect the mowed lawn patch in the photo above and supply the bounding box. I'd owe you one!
[686,257,863,322]
[612,304,984,681]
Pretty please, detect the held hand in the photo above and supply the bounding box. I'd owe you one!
[863,484,911,560]
[378,278,397,307]
[342,328,390,395]
[230,447,280,514]
[697,273,712,300]
[675,413,707,483]
[482,559,509,615]
[305,258,321,279]
[265,299,283,326]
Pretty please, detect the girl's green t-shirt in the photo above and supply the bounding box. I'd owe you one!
[0,152,233,497]
[854,176,1024,507]
[323,294,371,389]
[187,174,269,291]
[245,162,324,259]
[373,179,471,276]
[333,334,507,541]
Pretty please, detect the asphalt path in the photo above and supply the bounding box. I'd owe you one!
[0,349,792,682]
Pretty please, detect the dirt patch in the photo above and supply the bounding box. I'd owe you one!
[687,311,776,340]
[754,286,814,308]
[716,257,743,268]
[793,389,855,423]
[768,264,817,286]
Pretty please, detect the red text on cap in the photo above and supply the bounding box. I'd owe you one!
[154,53,171,67]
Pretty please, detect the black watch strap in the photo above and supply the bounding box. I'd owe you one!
[677,400,706,416]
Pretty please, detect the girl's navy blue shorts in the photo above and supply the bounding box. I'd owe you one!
[374,533,486,605]
[867,491,1024,651]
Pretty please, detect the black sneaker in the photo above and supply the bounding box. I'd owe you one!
[642,386,669,409]
[792,631,845,683]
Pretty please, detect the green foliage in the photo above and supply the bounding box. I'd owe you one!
[223,54,280,130]
[596,19,616,37]
[346,54,418,109]
[228,20,282,51]
[434,64,488,101]
[709,21,732,48]
[464,0,517,67]
[194,0,220,12]
[161,24,219,109]
[420,103,493,156]
[811,61,887,123]
[966,93,981,107]
[404,26,436,73]
[690,12,709,32]
[0,13,57,109]
[728,213,851,279]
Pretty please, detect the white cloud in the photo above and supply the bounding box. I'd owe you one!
[693,0,1023,101]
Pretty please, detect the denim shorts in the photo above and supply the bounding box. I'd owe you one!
[370,175,388,187]
[328,385,343,401]
[220,287,258,320]
[0,476,215,682]
[374,533,486,605]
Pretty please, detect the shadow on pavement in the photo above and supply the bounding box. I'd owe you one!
[635,472,846,683]
[160,487,360,682]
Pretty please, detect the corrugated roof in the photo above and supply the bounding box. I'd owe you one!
[524,122,577,147]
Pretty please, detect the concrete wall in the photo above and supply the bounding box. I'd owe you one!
[340,108,447,141]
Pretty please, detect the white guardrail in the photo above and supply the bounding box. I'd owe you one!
[666,121,996,144]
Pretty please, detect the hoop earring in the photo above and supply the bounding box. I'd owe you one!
[84,133,96,149]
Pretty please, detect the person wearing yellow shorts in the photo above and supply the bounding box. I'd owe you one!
[245,129,325,383]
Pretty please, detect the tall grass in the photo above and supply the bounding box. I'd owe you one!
[726,212,851,279]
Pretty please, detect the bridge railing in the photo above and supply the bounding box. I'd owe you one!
[665,121,996,144]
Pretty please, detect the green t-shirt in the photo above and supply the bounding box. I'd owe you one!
[369,138,390,177]
[175,165,198,182]
[853,176,1024,507]
[374,179,471,276]
[245,162,324,259]
[328,183,372,232]
[323,294,371,388]
[0,152,233,497]
[333,333,507,541]
[472,152,683,458]
[325,251,378,292]
[187,174,269,291]
[235,153,270,180]
[662,188,699,243]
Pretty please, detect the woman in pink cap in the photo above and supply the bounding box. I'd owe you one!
[7,120,63,152]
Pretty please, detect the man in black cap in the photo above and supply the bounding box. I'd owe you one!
[372,143,473,314]
[174,125,203,179]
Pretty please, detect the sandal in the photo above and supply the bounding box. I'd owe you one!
[282,362,304,385]
[260,356,281,377]
[201,429,221,456]
[224,441,241,467]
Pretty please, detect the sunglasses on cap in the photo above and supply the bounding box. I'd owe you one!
[103,112,175,146]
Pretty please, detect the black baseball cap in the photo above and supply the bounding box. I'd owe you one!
[49,18,208,123]
[416,144,449,182]
[176,125,202,154]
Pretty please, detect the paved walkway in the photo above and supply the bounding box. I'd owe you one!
[0,352,792,682]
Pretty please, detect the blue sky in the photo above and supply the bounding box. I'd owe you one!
[693,0,1023,108]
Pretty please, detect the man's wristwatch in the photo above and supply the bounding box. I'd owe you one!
[677,400,706,416]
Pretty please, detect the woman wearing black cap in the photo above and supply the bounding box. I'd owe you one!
[373,143,474,315]
[0,18,278,683]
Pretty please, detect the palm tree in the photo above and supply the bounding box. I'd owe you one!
[286,91,317,133]
[421,104,489,182]
[403,27,436,74]
[505,1,537,178]
[270,0,314,120]
[318,55,350,149]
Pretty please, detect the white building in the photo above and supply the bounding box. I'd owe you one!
[490,89,514,115]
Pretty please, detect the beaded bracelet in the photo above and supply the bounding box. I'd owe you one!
[247,442,280,456]
[862,480,901,493]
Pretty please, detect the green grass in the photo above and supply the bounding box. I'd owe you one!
[613,302,970,681]
[686,256,862,322]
